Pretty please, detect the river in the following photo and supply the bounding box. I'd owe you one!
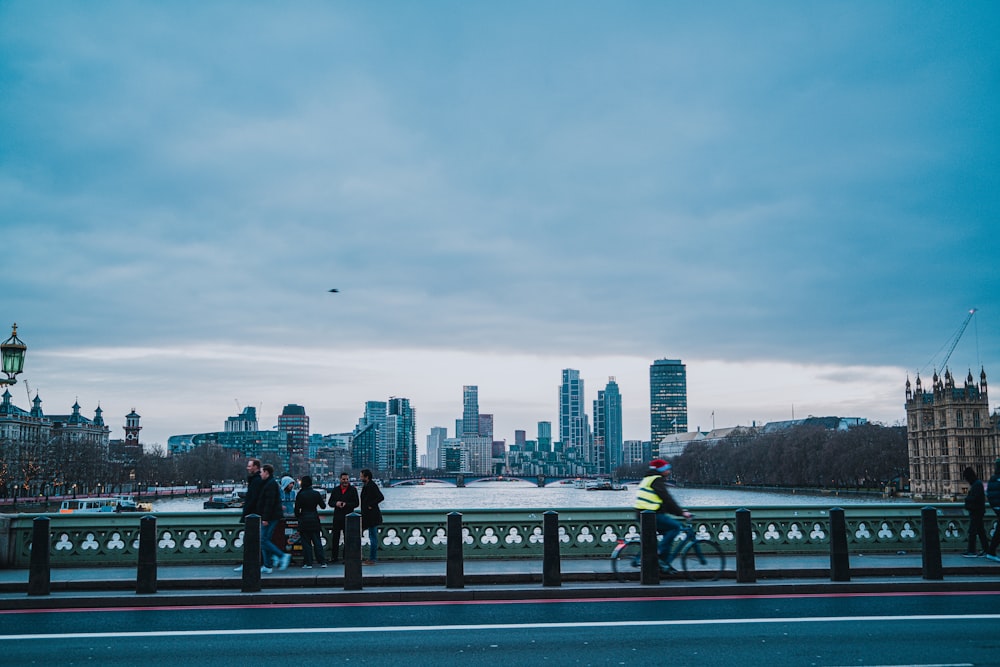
[152,482,904,512]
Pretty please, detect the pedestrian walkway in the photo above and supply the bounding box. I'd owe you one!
[2,552,998,610]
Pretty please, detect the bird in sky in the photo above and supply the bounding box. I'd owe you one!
[328,288,339,293]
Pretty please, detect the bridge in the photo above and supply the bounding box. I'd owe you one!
[383,474,635,487]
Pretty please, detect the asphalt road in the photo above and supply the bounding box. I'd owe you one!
[3,590,999,666]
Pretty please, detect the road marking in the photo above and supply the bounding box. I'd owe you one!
[1,614,998,641]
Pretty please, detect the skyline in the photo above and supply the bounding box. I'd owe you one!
[2,3,997,450]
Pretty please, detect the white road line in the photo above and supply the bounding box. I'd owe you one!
[2,614,998,641]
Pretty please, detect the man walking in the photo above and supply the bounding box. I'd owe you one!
[360,468,384,565]
[259,464,292,571]
[235,459,265,573]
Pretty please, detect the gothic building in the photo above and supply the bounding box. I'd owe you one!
[905,368,1000,498]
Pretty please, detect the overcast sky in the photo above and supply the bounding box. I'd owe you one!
[2,2,997,452]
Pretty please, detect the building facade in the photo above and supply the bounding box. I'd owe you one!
[905,368,1000,498]
[650,358,688,456]
[594,377,623,475]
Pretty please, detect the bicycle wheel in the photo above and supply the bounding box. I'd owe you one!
[611,540,643,582]
[680,539,725,581]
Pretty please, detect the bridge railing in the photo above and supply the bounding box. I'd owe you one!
[0,504,975,568]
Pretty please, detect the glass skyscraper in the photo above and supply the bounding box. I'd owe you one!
[595,377,623,474]
[649,358,687,457]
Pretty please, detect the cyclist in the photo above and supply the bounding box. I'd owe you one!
[634,458,692,572]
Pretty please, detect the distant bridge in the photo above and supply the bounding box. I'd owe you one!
[383,475,638,488]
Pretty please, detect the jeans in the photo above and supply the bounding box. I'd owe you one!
[299,528,325,566]
[261,520,285,567]
[655,514,682,561]
[367,525,379,561]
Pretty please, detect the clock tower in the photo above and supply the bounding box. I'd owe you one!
[124,409,142,448]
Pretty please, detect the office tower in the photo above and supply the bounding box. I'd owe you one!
[462,385,479,437]
[537,421,552,452]
[559,369,588,461]
[595,377,623,475]
[514,430,526,446]
[355,401,387,470]
[650,359,688,457]
[278,404,310,474]
[427,426,447,471]
[479,414,494,440]
[387,397,416,472]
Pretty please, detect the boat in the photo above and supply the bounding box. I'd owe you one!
[110,495,153,512]
[585,479,628,491]
[59,496,154,513]
[203,490,245,510]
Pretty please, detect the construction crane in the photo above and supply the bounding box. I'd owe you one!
[933,308,977,374]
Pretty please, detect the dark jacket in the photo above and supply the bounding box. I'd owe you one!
[328,483,360,526]
[988,473,1000,512]
[294,487,327,531]
[964,478,986,517]
[257,476,284,523]
[240,471,264,523]
[360,479,384,529]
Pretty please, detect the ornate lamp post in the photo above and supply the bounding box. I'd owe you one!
[1,323,26,386]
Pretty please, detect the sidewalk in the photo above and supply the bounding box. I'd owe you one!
[2,552,999,609]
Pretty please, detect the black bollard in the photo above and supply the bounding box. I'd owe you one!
[735,508,757,584]
[241,514,262,593]
[136,515,158,595]
[640,510,660,585]
[27,516,50,597]
[542,510,561,587]
[921,506,943,581]
[446,512,464,589]
[829,507,851,582]
[344,511,363,591]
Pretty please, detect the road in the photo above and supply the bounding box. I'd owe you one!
[2,590,998,666]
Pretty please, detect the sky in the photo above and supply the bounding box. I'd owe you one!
[1,2,998,453]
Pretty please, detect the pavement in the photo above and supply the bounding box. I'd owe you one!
[2,552,999,610]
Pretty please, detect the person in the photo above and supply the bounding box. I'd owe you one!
[328,471,359,563]
[634,458,691,573]
[259,464,292,571]
[279,476,297,517]
[359,468,384,565]
[234,458,265,573]
[961,466,988,557]
[986,458,1000,563]
[293,475,327,568]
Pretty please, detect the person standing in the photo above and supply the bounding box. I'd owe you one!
[259,464,292,571]
[279,476,297,517]
[986,458,1000,562]
[962,466,988,557]
[328,471,359,563]
[294,475,327,568]
[235,459,264,572]
[359,468,384,565]
[633,458,691,573]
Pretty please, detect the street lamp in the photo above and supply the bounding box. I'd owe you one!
[1,323,26,386]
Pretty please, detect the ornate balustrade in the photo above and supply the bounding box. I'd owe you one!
[0,503,976,568]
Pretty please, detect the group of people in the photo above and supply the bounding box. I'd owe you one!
[962,458,1000,561]
[237,460,385,572]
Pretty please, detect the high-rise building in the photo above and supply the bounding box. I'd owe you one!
[354,401,387,471]
[595,377,623,475]
[426,426,447,470]
[386,397,416,472]
[559,369,588,461]
[479,414,494,440]
[278,404,310,475]
[650,359,688,457]
[537,421,552,452]
[905,368,999,498]
[462,385,479,437]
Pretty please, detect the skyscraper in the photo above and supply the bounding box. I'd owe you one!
[387,396,416,472]
[650,359,688,457]
[559,369,588,462]
[595,377,623,475]
[278,404,310,474]
[462,385,479,437]
[426,426,447,470]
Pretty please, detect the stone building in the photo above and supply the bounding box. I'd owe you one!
[905,368,1000,498]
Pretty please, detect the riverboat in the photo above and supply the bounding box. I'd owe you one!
[203,490,245,510]
[110,495,153,512]
[585,479,628,491]
[59,496,153,513]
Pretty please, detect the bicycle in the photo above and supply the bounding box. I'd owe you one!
[611,517,725,582]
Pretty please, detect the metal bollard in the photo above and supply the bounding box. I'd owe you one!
[344,511,363,591]
[735,508,757,583]
[136,514,158,595]
[27,516,50,597]
[446,512,464,589]
[829,507,851,582]
[542,510,561,587]
[241,514,262,593]
[640,510,660,585]
[921,506,943,580]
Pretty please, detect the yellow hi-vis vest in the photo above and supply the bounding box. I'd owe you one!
[634,475,662,511]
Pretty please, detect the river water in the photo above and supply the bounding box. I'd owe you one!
[152,482,904,512]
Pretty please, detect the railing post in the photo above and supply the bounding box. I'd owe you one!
[446,511,464,589]
[344,511,363,591]
[542,510,561,587]
[829,507,851,582]
[27,516,50,597]
[136,514,158,595]
[640,510,660,585]
[921,506,943,580]
[241,514,262,593]
[735,508,756,583]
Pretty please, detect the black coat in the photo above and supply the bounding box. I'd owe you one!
[328,483,360,527]
[257,477,284,522]
[240,472,264,523]
[360,479,384,529]
[294,487,327,531]
[965,479,986,517]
